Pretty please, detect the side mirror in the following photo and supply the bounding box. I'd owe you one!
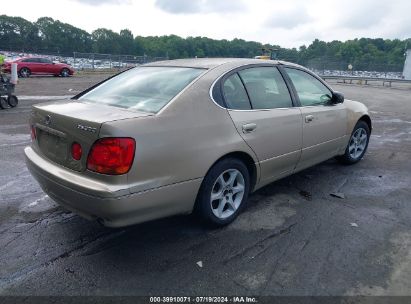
[331,91,344,104]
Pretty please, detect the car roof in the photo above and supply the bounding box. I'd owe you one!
[144,58,304,69]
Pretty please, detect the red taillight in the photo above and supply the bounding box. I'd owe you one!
[87,137,135,175]
[71,142,82,160]
[30,125,36,141]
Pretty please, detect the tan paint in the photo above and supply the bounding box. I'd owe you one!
[25,58,371,227]
[296,103,348,171]
[228,108,302,185]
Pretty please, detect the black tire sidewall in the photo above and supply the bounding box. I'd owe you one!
[7,95,18,107]
[196,158,250,226]
[344,120,370,164]
[61,68,69,77]
[0,97,8,109]
[19,68,30,78]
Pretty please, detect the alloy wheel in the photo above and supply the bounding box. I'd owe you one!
[20,68,30,78]
[348,127,368,160]
[210,169,245,219]
[61,69,69,77]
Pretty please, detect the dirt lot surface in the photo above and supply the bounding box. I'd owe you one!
[0,74,410,297]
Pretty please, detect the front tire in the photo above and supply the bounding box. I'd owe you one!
[195,158,250,226]
[337,120,370,165]
[60,68,70,77]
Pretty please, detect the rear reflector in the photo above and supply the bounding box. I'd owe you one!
[30,125,36,141]
[87,137,135,175]
[71,142,82,160]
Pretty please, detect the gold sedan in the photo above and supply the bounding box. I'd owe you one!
[25,58,371,227]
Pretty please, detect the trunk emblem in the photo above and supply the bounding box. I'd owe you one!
[44,115,52,125]
[77,124,97,133]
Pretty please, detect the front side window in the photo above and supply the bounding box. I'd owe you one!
[285,68,332,106]
[79,67,204,113]
[238,67,293,109]
[222,73,251,110]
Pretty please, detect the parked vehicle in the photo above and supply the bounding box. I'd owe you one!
[3,57,74,78]
[25,58,371,227]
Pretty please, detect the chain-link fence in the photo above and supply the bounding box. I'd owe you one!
[0,49,406,79]
[72,52,168,70]
[303,58,404,79]
[0,49,69,64]
[0,50,168,71]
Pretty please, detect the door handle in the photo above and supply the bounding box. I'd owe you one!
[242,123,257,133]
[305,115,314,123]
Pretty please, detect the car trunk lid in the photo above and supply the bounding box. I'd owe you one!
[31,100,152,172]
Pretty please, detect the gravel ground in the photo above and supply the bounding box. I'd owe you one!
[0,74,410,297]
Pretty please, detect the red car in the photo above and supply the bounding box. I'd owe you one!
[3,57,75,78]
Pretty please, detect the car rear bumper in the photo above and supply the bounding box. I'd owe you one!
[25,146,202,227]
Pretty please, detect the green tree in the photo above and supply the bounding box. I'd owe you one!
[0,14,409,72]
[119,29,134,54]
[0,15,40,51]
[91,28,121,54]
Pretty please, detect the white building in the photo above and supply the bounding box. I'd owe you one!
[403,49,411,80]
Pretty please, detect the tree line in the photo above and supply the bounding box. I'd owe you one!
[1,14,410,71]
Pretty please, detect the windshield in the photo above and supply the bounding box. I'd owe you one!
[79,66,205,113]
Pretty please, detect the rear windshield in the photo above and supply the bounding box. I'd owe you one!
[79,67,205,113]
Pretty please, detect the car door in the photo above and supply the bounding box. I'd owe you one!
[283,67,347,171]
[40,58,58,74]
[21,58,39,74]
[38,58,51,74]
[31,58,45,74]
[223,66,303,187]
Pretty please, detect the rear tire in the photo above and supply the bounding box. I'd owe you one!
[19,67,31,78]
[195,158,250,226]
[7,95,18,108]
[337,120,370,165]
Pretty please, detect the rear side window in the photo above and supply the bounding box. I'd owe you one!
[238,67,293,109]
[80,67,204,113]
[223,73,251,110]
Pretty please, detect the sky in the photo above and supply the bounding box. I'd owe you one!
[2,0,411,48]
